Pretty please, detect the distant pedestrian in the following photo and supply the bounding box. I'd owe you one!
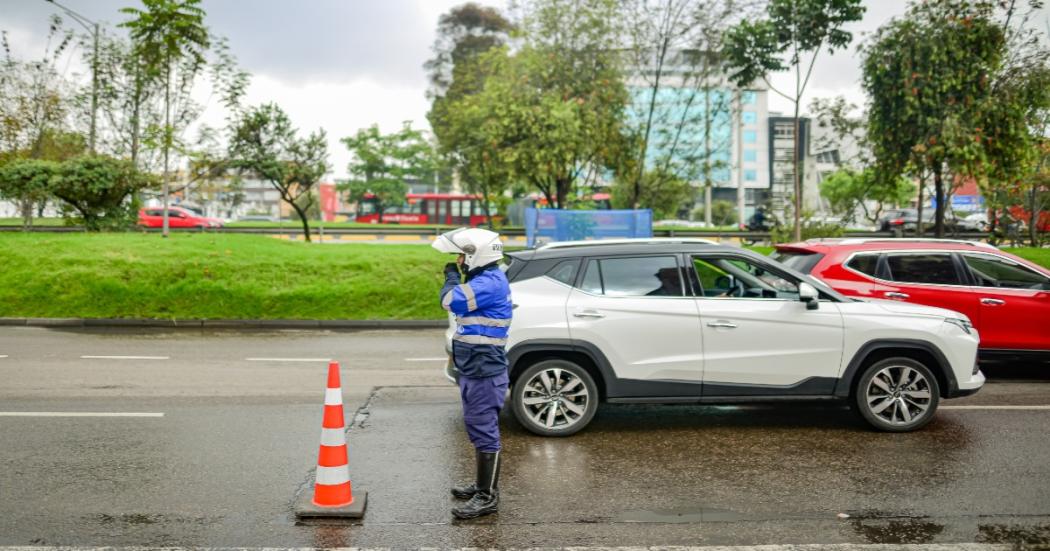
[433,228,512,519]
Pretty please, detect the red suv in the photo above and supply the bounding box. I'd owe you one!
[138,207,223,229]
[773,239,1050,360]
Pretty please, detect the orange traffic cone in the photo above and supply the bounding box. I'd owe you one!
[294,360,367,519]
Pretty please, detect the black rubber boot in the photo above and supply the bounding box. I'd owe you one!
[451,450,500,519]
[450,450,482,499]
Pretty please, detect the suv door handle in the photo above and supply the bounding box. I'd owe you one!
[885,292,909,300]
[980,298,1006,306]
[706,320,738,329]
[573,310,605,319]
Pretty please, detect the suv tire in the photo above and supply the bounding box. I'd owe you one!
[854,356,940,432]
[511,359,598,437]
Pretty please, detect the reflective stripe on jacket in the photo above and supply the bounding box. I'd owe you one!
[440,263,512,378]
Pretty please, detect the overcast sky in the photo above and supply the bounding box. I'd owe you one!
[2,0,1047,179]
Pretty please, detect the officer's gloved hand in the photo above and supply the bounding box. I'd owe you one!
[444,262,462,279]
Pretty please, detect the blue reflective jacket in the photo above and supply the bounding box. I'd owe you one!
[440,263,512,379]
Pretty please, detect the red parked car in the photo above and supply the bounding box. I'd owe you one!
[773,239,1050,361]
[138,207,224,229]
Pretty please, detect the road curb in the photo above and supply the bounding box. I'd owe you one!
[2,317,447,329]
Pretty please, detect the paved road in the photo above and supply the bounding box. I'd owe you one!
[1,327,1048,548]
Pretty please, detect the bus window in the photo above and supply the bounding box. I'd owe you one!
[358,200,377,215]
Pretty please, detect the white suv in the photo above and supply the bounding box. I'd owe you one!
[446,239,985,436]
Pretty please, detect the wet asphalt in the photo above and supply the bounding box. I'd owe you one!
[0,327,1048,548]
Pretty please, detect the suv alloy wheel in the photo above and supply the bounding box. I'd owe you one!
[854,357,941,432]
[512,359,598,437]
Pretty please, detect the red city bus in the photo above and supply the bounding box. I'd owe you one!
[354,193,497,226]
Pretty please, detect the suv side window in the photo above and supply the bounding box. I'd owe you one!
[692,256,799,299]
[886,253,961,285]
[546,259,579,286]
[581,256,683,297]
[963,254,1050,290]
[846,253,880,278]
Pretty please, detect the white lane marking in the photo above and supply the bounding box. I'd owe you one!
[80,355,169,360]
[0,355,8,358]
[941,405,1050,410]
[0,412,164,417]
[404,357,448,362]
[245,357,330,362]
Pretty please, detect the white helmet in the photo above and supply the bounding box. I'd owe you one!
[432,227,504,270]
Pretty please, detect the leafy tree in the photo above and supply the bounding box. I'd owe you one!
[88,28,244,175]
[496,0,628,209]
[622,0,759,220]
[341,123,438,223]
[862,0,1027,238]
[819,168,914,226]
[0,158,59,228]
[0,16,76,159]
[610,167,692,219]
[120,0,210,237]
[710,199,738,226]
[724,0,865,241]
[50,155,155,231]
[424,3,514,100]
[438,82,515,227]
[228,103,329,242]
[427,4,516,224]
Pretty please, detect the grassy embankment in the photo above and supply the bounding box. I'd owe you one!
[0,233,450,320]
[0,233,1045,320]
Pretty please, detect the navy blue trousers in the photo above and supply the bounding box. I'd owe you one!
[458,371,509,452]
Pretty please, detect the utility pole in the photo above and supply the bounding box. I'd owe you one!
[45,0,99,153]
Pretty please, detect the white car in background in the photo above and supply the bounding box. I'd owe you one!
[446,239,985,436]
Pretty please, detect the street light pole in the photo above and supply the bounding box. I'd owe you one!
[44,0,99,153]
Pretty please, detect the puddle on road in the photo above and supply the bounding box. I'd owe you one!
[849,516,945,544]
[978,522,1050,544]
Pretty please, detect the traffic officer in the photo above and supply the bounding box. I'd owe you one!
[433,227,512,520]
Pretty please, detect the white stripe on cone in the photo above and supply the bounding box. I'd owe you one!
[315,464,351,486]
[320,427,346,446]
[324,387,342,406]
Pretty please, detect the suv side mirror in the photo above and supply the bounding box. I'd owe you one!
[799,282,819,310]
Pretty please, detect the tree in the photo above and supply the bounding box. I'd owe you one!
[438,85,515,227]
[426,4,516,224]
[0,158,59,228]
[724,0,865,241]
[120,0,210,237]
[863,0,1016,238]
[610,166,692,219]
[622,0,759,221]
[0,16,75,159]
[228,104,329,242]
[50,154,155,231]
[341,123,438,224]
[424,3,514,100]
[819,168,914,226]
[980,1,1050,245]
[808,96,869,167]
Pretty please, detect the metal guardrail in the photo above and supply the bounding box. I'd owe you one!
[0,224,996,242]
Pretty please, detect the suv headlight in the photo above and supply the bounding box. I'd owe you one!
[945,317,974,335]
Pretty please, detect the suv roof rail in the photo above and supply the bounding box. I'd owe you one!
[833,238,997,249]
[538,237,719,250]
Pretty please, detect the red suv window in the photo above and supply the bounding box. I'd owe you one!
[885,253,962,286]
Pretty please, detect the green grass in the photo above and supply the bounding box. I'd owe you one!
[0,233,451,320]
[1007,247,1050,269]
[0,233,1044,321]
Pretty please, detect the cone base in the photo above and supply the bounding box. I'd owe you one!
[294,489,368,519]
